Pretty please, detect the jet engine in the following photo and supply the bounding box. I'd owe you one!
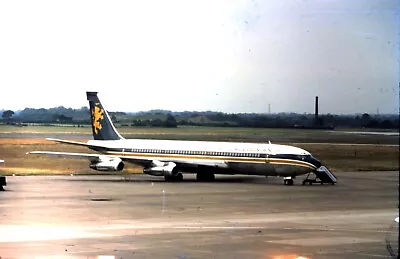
[89,156,124,171]
[143,161,176,176]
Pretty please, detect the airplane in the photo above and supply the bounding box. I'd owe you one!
[28,92,337,186]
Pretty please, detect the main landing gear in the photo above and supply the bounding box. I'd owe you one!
[164,172,217,182]
[283,177,294,186]
[164,172,183,182]
[196,172,215,182]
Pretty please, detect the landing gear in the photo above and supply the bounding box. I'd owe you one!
[164,172,183,182]
[302,173,312,185]
[175,173,183,181]
[196,172,215,182]
[283,178,294,186]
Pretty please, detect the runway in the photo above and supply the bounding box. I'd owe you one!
[0,172,398,259]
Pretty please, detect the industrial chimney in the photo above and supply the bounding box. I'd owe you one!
[315,96,319,125]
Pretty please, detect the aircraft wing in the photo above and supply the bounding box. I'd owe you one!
[27,150,227,169]
[27,151,112,160]
[35,140,227,168]
[27,150,159,166]
[29,139,228,169]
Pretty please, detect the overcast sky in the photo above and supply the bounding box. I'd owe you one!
[0,0,398,114]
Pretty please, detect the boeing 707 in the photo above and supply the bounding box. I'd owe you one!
[28,92,336,186]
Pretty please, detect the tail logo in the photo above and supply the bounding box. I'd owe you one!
[91,103,104,134]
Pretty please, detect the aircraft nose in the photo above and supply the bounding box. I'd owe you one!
[309,156,322,169]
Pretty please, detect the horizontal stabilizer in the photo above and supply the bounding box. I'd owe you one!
[46,138,93,147]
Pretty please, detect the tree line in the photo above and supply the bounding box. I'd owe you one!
[0,106,398,129]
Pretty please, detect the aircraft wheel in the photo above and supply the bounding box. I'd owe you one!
[197,172,206,182]
[196,172,215,182]
[175,173,183,181]
[284,179,294,186]
[165,173,183,182]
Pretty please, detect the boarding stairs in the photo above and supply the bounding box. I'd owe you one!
[303,166,337,185]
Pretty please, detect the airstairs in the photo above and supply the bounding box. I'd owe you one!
[303,166,337,185]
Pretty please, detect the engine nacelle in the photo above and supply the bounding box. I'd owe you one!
[143,161,176,176]
[90,157,124,171]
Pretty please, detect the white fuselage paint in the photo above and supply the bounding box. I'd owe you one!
[87,139,318,177]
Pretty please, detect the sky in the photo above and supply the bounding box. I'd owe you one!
[0,0,398,114]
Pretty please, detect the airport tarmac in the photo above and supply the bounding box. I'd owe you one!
[0,171,398,259]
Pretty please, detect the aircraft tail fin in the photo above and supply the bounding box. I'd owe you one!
[86,92,124,140]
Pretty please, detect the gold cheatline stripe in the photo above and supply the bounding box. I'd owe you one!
[103,151,317,170]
